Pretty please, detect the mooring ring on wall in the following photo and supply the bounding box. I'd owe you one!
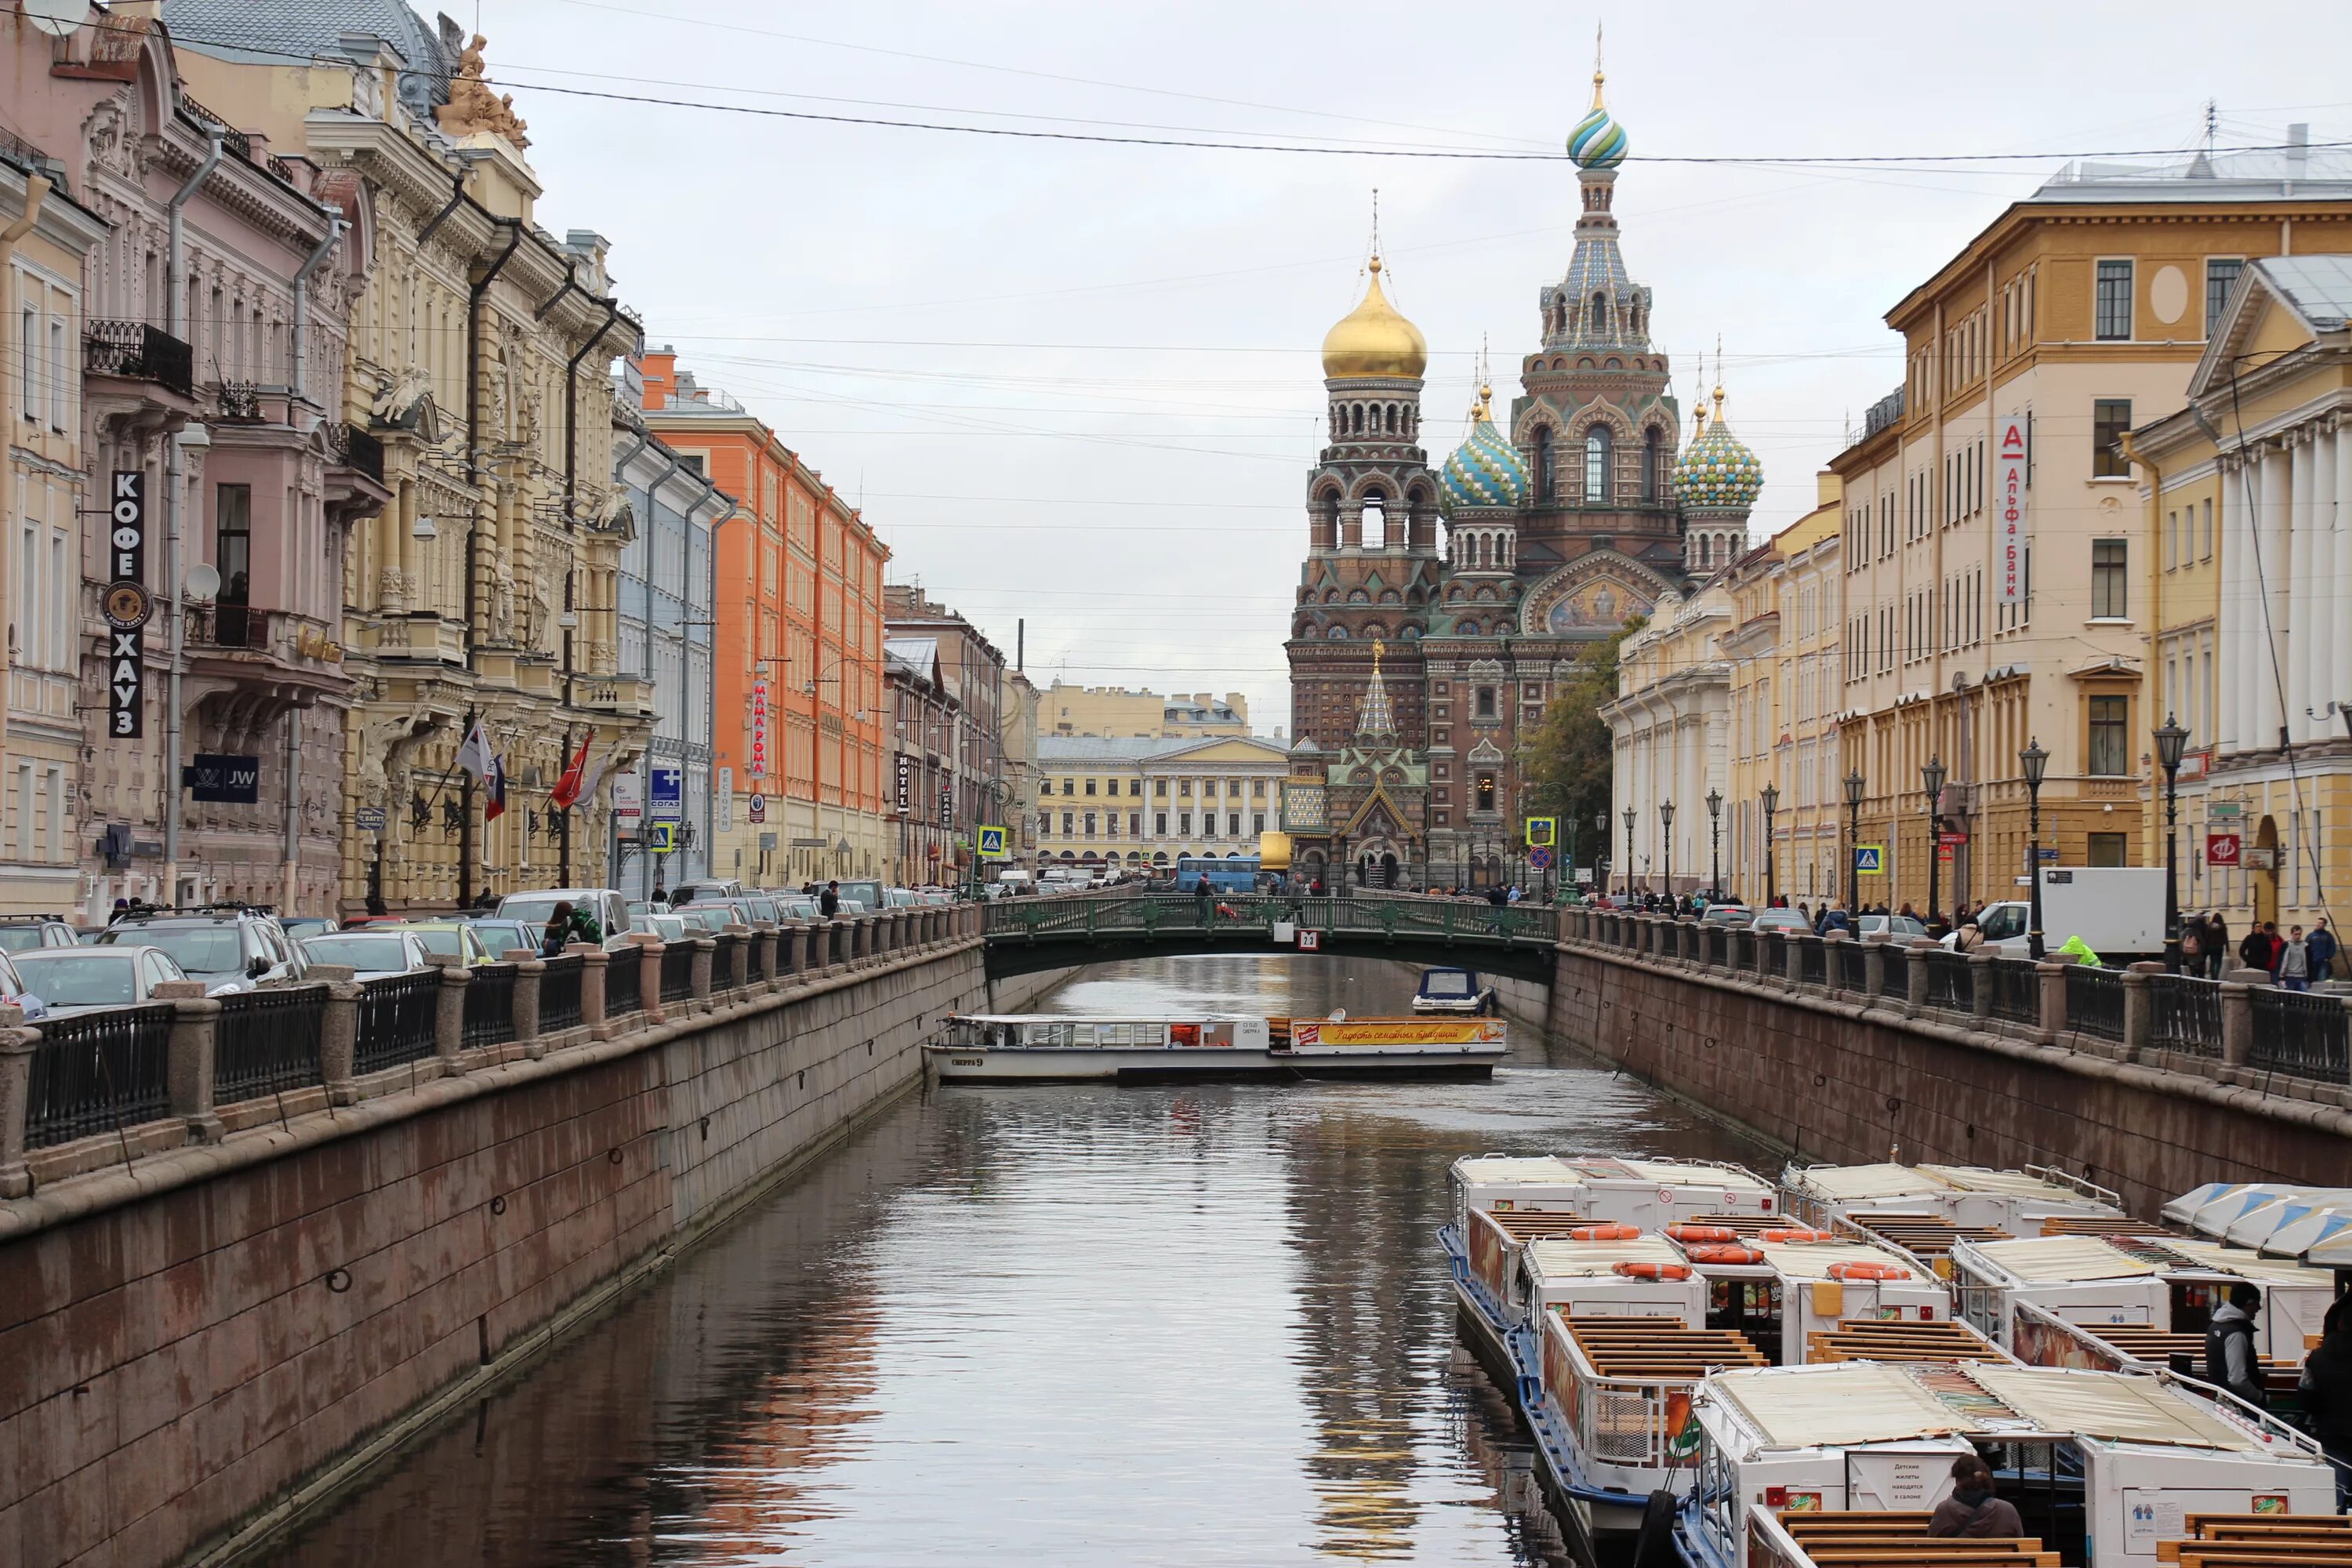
[1884,1096,1902,1113]
[608,1147,624,1164]
[1812,1073,1826,1087]
[324,1268,353,1294]
[488,1195,507,1216]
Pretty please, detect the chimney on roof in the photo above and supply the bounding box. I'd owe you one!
[2288,123,2310,182]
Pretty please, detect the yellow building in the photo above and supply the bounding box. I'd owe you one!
[1,151,107,917]
[1831,149,2352,918]
[1042,681,1250,739]
[178,27,652,909]
[2130,256,2352,933]
[1721,474,1844,904]
[1035,734,1290,875]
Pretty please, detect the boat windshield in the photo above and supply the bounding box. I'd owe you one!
[1420,971,1475,996]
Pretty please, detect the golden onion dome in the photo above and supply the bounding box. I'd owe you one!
[1321,256,1428,380]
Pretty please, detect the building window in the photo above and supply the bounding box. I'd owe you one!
[2094,260,2132,340]
[1083,812,1097,837]
[1128,779,1141,796]
[2205,258,2243,337]
[216,484,252,633]
[1533,426,1553,503]
[2201,499,2213,561]
[1583,425,1611,502]
[1038,810,1051,837]
[1128,812,1142,836]
[1178,779,1191,797]
[17,305,31,415]
[1252,813,1265,833]
[2087,832,2128,868]
[48,316,67,430]
[1178,812,1192,835]
[1155,811,1167,835]
[1228,813,1241,837]
[1251,779,1265,797]
[1475,687,1496,720]
[2087,695,2129,776]
[1061,811,1074,836]
[2091,399,2132,477]
[1084,778,1097,795]
[1060,777,1073,795]
[1474,773,1497,812]
[2091,538,2128,619]
[1154,779,1167,797]
[1643,426,1662,502]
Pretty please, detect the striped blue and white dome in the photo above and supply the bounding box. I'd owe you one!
[1567,72,1628,170]
[1439,390,1530,513]
[1673,387,1763,515]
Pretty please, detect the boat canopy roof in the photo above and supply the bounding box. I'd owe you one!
[1527,1232,1688,1277]
[1454,1155,1582,1185]
[1594,1157,1770,1191]
[1784,1163,1950,1200]
[949,1012,1258,1025]
[1752,1236,1929,1283]
[1918,1164,2115,1203]
[1963,1235,2161,1283]
[1711,1361,2270,1454]
[2151,1237,2336,1289]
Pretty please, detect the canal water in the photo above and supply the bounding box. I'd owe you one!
[257,955,1771,1567]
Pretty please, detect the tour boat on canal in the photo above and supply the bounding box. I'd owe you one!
[927,1011,1507,1082]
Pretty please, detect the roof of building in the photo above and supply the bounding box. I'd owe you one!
[1566,69,1628,171]
[1036,734,1287,764]
[1321,256,1428,380]
[1439,387,1532,514]
[2257,254,2352,332]
[2030,140,2352,205]
[167,0,454,116]
[1673,386,1763,516]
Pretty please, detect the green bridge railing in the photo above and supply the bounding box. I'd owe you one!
[981,891,1558,948]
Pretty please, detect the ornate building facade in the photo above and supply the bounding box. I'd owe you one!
[1285,69,1759,887]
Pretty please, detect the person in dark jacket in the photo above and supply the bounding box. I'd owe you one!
[2299,1294,2352,1507]
[2205,913,2230,980]
[2240,924,2277,975]
[540,901,576,958]
[819,881,841,918]
[1193,875,1213,922]
[1927,1456,2024,1539]
[2308,917,2340,985]
[2205,1282,2267,1407]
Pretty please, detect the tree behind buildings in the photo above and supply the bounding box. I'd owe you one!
[1519,619,1643,834]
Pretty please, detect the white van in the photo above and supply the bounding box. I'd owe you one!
[495,887,632,952]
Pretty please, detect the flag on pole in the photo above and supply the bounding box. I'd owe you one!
[550,728,595,810]
[575,739,611,808]
[453,718,494,780]
[484,752,507,821]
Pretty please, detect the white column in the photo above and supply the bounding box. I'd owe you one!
[2255,445,2292,750]
[2288,433,2317,741]
[2310,430,2339,735]
[2335,424,2352,721]
[2218,458,2243,753]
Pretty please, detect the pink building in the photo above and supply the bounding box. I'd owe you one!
[3,4,372,913]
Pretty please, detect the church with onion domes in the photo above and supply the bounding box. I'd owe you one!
[1283,62,1760,890]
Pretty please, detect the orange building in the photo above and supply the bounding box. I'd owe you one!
[637,350,890,884]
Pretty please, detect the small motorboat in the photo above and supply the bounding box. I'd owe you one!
[1412,966,1497,1015]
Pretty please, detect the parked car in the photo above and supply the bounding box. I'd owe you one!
[377,921,495,966]
[834,879,887,912]
[671,906,735,934]
[495,888,632,952]
[1859,913,1928,941]
[95,906,305,995]
[0,949,50,1019]
[1748,907,1813,935]
[297,931,435,977]
[0,916,81,953]
[11,946,188,1015]
[278,916,339,943]
[1699,904,1755,927]
[452,918,543,959]
[630,911,690,942]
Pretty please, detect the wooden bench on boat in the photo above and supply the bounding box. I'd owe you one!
[2154,1517,2352,1568]
[2070,1325,2299,1390]
[2036,1214,2170,1238]
[1804,1317,2003,1364]
[1681,1211,1788,1237]
[1775,1512,2060,1567]
[1481,1210,1595,1242]
[1844,1211,2013,1262]
[1561,1317,1769,1377]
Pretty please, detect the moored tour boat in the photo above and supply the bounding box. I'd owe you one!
[927,1011,1507,1082]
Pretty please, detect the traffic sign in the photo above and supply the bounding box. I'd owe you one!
[2206,831,2241,867]
[1525,816,1556,848]
[648,821,677,853]
[650,766,682,821]
[1297,928,1322,951]
[1529,846,1554,869]
[977,824,1008,859]
[1853,844,1884,873]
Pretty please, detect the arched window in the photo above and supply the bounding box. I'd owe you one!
[1592,292,1608,332]
[1643,427,1663,502]
[1362,488,1387,547]
[1584,425,1612,503]
[1533,426,1554,503]
[1349,405,1363,436]
[1386,405,1399,435]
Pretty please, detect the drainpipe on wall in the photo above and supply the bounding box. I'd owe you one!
[462,220,523,670]
[289,216,345,403]
[564,296,624,528]
[162,132,225,905]
[0,167,49,761]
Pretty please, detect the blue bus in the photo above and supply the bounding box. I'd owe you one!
[1176,855,1261,895]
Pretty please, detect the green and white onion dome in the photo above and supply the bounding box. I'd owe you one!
[1566,71,1628,170]
[1673,386,1762,514]
[1439,387,1530,513]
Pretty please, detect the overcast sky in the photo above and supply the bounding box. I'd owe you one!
[458,0,2348,732]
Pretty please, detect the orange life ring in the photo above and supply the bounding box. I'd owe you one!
[1684,1243,1766,1265]
[1568,1224,1642,1241]
[1666,1224,1738,1244]
[1825,1260,1909,1282]
[1760,1228,1838,1243]
[1613,1260,1693,1281]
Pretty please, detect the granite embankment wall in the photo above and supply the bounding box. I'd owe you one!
[1549,927,2352,1216]
[0,921,1010,1568]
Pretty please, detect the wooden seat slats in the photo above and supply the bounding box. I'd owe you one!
[1803,1316,1995,1364]
[1559,1317,1769,1377]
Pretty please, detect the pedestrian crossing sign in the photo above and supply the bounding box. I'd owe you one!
[1853,844,1884,873]
[648,821,677,853]
[977,825,1007,860]
[1525,816,1557,848]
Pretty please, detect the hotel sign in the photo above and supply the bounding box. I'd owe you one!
[1995,416,2027,604]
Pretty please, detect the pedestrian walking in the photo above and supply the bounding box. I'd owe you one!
[2205,913,2230,980]
[2180,920,2203,974]
[1954,918,1984,954]
[2239,922,2276,976]
[2308,917,2339,984]
[1194,874,1213,922]
[2298,1295,2352,1508]
[2205,1282,2268,1407]
[2280,926,2313,991]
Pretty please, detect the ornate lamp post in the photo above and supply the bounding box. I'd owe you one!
[1705,787,1723,901]
[1594,811,1609,900]
[1759,782,1780,909]
[2154,714,2189,971]
[1622,806,1637,902]
[2020,738,2049,960]
[1842,768,1867,913]
[1659,800,1677,900]
[1921,754,1947,928]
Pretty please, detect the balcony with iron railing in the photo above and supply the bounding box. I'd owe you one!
[85,321,194,399]
[323,421,385,483]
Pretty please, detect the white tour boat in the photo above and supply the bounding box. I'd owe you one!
[927,1011,1507,1082]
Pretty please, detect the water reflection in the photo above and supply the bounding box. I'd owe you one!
[255,956,1766,1567]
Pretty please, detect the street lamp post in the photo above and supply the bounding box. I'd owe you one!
[1705,787,1722,901]
[2020,738,2049,960]
[2154,714,2189,971]
[1759,783,1780,909]
[1843,769,1867,914]
[1660,800,1677,902]
[1593,811,1608,902]
[1922,754,1947,929]
[1622,806,1636,902]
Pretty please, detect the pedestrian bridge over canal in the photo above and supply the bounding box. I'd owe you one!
[978,892,1562,983]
